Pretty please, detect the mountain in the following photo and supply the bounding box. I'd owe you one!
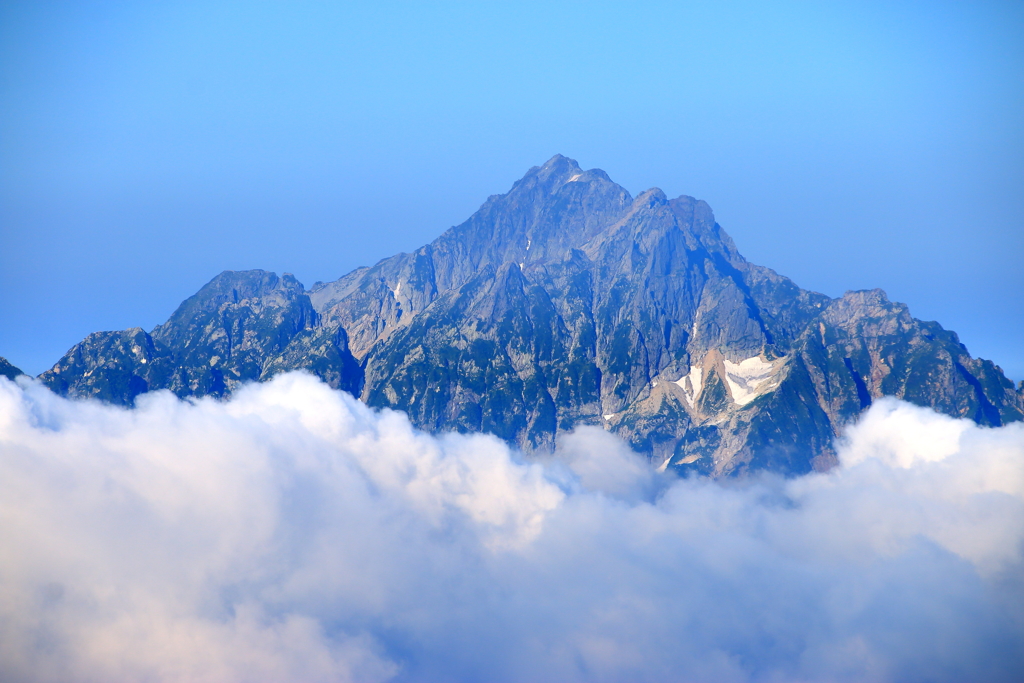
[37,155,1024,476]
[0,357,24,381]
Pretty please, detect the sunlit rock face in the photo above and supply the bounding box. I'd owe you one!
[39,156,1024,476]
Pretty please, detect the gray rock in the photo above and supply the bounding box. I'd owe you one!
[39,155,1024,476]
[0,356,25,381]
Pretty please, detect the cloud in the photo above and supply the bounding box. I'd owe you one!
[0,373,1022,682]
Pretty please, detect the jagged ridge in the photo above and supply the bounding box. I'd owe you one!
[36,155,1024,476]
[0,357,24,382]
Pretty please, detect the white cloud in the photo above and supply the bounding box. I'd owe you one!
[0,375,1022,682]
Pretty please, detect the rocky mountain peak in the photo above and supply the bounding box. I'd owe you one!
[822,289,913,335]
[34,156,1024,477]
[0,356,24,381]
[518,154,616,193]
[636,187,668,206]
[153,269,310,349]
[523,153,583,189]
[164,270,303,319]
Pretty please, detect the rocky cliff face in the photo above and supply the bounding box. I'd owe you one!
[41,271,361,403]
[0,357,24,381]
[38,155,1024,476]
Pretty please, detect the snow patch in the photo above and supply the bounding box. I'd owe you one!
[391,281,402,299]
[674,367,703,407]
[566,174,582,183]
[603,414,615,421]
[723,356,780,406]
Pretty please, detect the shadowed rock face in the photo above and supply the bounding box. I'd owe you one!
[38,155,1024,476]
[40,271,362,403]
[0,357,24,381]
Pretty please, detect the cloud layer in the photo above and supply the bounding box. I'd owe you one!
[1,373,1022,682]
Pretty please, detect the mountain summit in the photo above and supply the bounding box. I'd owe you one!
[38,156,1024,475]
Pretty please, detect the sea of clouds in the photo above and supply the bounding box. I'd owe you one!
[0,372,1022,682]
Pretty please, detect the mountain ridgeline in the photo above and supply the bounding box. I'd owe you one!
[38,156,1024,476]
[0,357,24,382]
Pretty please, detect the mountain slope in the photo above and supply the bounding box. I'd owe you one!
[0,357,24,381]
[41,271,362,403]
[38,155,1024,475]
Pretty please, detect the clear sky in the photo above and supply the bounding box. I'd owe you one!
[2,1,1022,381]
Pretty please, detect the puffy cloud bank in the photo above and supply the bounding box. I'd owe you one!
[1,373,1022,683]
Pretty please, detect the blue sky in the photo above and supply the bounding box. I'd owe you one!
[1,0,1022,380]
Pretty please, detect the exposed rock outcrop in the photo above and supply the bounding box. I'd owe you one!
[39,156,1024,476]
